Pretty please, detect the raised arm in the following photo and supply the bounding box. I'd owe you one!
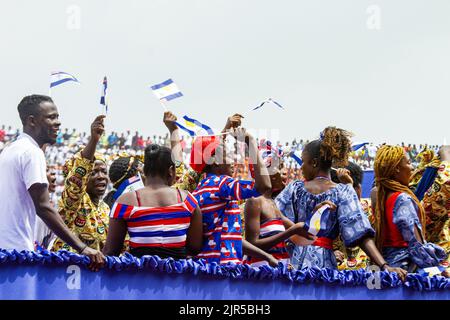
[229,127,271,195]
[60,115,105,213]
[163,111,183,165]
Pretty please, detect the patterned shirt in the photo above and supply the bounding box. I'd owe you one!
[52,152,109,252]
[275,180,375,270]
[382,192,447,271]
[192,174,260,264]
[422,161,450,268]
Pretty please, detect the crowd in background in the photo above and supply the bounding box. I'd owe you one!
[0,124,443,200]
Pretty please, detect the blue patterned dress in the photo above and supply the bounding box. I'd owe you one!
[275,180,375,270]
[382,192,447,272]
[192,174,260,265]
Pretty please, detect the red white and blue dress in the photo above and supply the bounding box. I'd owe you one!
[192,174,260,265]
[109,190,198,259]
[244,217,290,267]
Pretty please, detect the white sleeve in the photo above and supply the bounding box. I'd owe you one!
[22,149,48,190]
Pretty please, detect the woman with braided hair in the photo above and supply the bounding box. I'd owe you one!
[103,155,142,209]
[276,127,407,280]
[374,145,447,275]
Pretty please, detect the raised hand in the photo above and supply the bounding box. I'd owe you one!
[223,114,244,132]
[336,168,353,185]
[163,111,178,132]
[90,115,106,142]
[82,115,105,160]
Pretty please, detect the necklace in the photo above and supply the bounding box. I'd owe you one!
[314,176,331,181]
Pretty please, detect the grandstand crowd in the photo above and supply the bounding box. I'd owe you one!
[0,95,449,280]
[0,123,442,199]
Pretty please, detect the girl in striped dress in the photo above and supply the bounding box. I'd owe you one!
[244,144,315,267]
[103,144,203,259]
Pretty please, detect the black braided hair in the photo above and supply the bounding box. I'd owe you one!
[103,156,140,208]
[144,144,174,178]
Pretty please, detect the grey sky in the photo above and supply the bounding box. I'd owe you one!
[1,0,449,145]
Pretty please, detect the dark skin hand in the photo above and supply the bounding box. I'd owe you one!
[163,111,183,165]
[227,127,271,195]
[242,239,279,267]
[245,196,316,251]
[28,183,105,271]
[335,168,353,185]
[222,114,244,133]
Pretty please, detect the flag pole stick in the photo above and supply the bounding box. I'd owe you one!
[159,99,168,111]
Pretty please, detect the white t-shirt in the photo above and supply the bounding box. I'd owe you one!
[0,133,48,251]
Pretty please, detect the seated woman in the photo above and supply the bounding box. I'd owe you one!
[103,154,143,209]
[102,144,203,259]
[374,145,448,275]
[52,115,110,252]
[244,144,315,267]
[275,127,406,280]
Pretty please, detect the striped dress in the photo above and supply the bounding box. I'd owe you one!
[192,174,260,265]
[245,218,290,267]
[109,192,198,258]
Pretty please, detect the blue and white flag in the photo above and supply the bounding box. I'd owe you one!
[175,115,214,137]
[112,175,145,201]
[252,98,284,111]
[150,79,183,102]
[100,76,108,113]
[291,150,303,166]
[352,142,369,151]
[50,71,80,88]
[306,204,330,236]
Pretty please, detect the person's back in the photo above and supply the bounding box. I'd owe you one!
[110,186,198,258]
[0,134,47,250]
[103,144,202,259]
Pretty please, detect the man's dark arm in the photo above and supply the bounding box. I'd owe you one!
[28,183,86,252]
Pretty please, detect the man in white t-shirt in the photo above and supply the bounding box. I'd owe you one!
[0,95,104,270]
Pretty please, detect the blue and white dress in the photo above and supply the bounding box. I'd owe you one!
[382,192,447,272]
[275,180,375,270]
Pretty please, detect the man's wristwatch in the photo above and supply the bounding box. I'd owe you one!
[78,244,88,254]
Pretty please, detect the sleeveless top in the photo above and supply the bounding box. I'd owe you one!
[110,188,198,258]
[245,217,290,266]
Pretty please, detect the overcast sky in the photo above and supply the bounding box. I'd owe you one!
[1,1,449,145]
